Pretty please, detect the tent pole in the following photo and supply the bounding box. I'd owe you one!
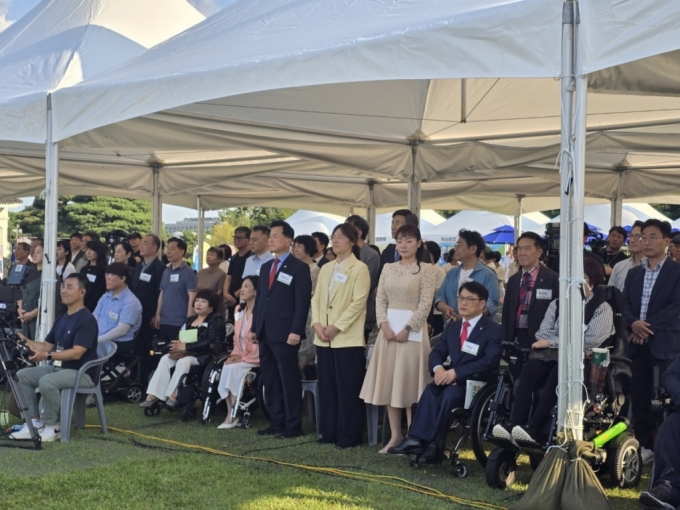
[151,164,162,236]
[514,195,524,243]
[407,142,421,219]
[460,79,467,123]
[39,93,58,340]
[610,194,623,228]
[557,0,576,437]
[367,182,376,245]
[197,196,205,269]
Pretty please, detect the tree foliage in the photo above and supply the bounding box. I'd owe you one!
[651,204,680,222]
[11,196,152,238]
[208,221,236,247]
[435,210,460,220]
[217,207,295,228]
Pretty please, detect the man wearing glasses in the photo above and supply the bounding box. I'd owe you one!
[623,219,680,465]
[223,226,252,320]
[610,220,645,293]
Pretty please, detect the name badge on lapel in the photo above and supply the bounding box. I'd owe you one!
[536,289,552,300]
[461,341,479,356]
[87,274,96,283]
[277,272,293,285]
[108,311,119,321]
[139,273,151,282]
[170,274,180,283]
[334,273,348,284]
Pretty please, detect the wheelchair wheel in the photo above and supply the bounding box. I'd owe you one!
[181,404,197,422]
[608,435,642,488]
[125,384,144,404]
[485,447,517,489]
[257,376,269,421]
[144,405,161,417]
[469,381,502,468]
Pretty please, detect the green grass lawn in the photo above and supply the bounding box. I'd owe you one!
[0,400,647,509]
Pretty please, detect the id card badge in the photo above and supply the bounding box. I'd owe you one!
[170,274,180,283]
[334,272,348,284]
[139,272,151,282]
[536,289,552,300]
[53,347,63,367]
[461,341,480,356]
[14,265,23,272]
[277,272,293,285]
[108,311,119,321]
[87,273,96,283]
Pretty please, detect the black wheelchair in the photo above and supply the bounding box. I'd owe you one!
[100,344,145,404]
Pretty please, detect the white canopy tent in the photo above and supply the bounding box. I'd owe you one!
[284,210,345,236]
[550,203,672,232]
[374,210,445,246]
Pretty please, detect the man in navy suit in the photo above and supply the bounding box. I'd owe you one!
[623,219,680,464]
[251,220,312,438]
[388,281,504,462]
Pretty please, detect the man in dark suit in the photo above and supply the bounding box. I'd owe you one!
[502,232,560,353]
[251,220,312,438]
[379,210,424,270]
[387,281,504,463]
[623,219,680,464]
[130,234,167,385]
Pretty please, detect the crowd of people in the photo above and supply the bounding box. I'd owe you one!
[4,212,680,509]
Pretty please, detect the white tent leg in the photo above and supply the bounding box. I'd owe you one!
[39,94,58,339]
[407,143,421,219]
[151,165,162,236]
[514,195,524,243]
[610,194,623,228]
[367,183,376,245]
[557,0,575,436]
[197,196,204,269]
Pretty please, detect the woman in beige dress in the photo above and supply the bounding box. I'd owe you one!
[360,224,436,453]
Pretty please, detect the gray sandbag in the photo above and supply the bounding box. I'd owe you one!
[511,448,568,510]
[560,441,612,510]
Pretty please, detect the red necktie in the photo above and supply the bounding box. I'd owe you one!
[460,321,470,349]
[268,258,279,290]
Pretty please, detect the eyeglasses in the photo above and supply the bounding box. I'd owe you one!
[629,234,642,241]
[640,236,664,243]
[457,295,481,303]
[330,235,348,241]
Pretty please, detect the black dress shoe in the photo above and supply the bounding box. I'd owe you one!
[278,429,302,439]
[417,444,443,465]
[316,437,335,445]
[387,437,426,455]
[257,426,281,436]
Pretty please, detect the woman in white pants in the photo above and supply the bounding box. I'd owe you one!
[217,275,260,429]
[141,289,225,408]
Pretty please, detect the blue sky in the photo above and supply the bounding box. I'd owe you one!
[4,0,238,222]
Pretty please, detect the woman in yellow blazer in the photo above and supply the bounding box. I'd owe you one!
[312,223,371,448]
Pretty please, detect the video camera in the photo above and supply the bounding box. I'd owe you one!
[103,229,130,252]
[543,222,607,271]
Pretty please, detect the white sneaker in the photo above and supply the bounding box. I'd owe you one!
[9,419,43,440]
[217,418,240,430]
[40,425,61,442]
[641,447,655,465]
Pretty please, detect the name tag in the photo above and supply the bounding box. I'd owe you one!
[139,273,151,282]
[170,274,179,283]
[334,272,348,284]
[87,274,96,283]
[277,272,293,285]
[54,347,63,367]
[461,341,480,356]
[536,289,552,300]
[108,311,119,321]
[15,265,23,272]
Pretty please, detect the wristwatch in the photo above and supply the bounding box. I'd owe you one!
[405,325,413,333]
[47,352,52,361]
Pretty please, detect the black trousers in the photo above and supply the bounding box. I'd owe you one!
[631,343,673,449]
[509,358,558,431]
[259,336,302,432]
[408,382,466,446]
[652,411,680,506]
[316,346,365,447]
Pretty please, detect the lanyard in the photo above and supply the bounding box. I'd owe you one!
[55,312,79,350]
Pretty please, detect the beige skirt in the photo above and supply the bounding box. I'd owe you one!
[359,329,432,408]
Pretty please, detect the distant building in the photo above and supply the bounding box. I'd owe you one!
[164,216,219,234]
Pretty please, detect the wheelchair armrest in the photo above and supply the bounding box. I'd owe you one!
[465,371,498,383]
[609,355,632,367]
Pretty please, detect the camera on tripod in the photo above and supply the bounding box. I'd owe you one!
[103,230,130,252]
[543,222,606,271]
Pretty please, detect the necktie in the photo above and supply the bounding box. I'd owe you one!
[460,321,470,348]
[268,258,279,290]
[516,271,532,324]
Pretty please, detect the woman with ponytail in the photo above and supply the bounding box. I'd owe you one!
[312,223,371,448]
[360,224,436,454]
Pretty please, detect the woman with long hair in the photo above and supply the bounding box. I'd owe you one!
[312,223,370,447]
[216,275,260,429]
[360,224,436,453]
[80,239,108,312]
[113,241,137,267]
[17,242,43,339]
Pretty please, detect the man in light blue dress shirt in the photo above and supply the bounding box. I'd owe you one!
[243,225,274,278]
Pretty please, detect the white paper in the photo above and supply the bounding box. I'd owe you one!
[387,309,422,343]
[465,380,486,409]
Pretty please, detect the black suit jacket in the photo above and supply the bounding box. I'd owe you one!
[251,255,312,343]
[428,315,504,382]
[623,259,680,360]
[501,265,559,345]
[380,244,397,271]
[131,258,166,324]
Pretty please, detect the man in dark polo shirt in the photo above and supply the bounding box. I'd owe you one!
[223,226,251,321]
[131,234,166,383]
[13,273,99,442]
[153,237,197,345]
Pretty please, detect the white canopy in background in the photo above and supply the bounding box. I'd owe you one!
[422,211,549,244]
[284,210,345,236]
[374,210,445,244]
[550,203,672,232]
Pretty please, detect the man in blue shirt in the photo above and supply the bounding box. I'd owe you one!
[435,230,500,319]
[93,262,142,356]
[243,225,273,277]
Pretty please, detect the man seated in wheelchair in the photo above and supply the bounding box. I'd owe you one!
[12,273,98,442]
[387,281,504,463]
[93,263,142,355]
[216,275,260,429]
[493,258,614,445]
[140,289,225,409]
